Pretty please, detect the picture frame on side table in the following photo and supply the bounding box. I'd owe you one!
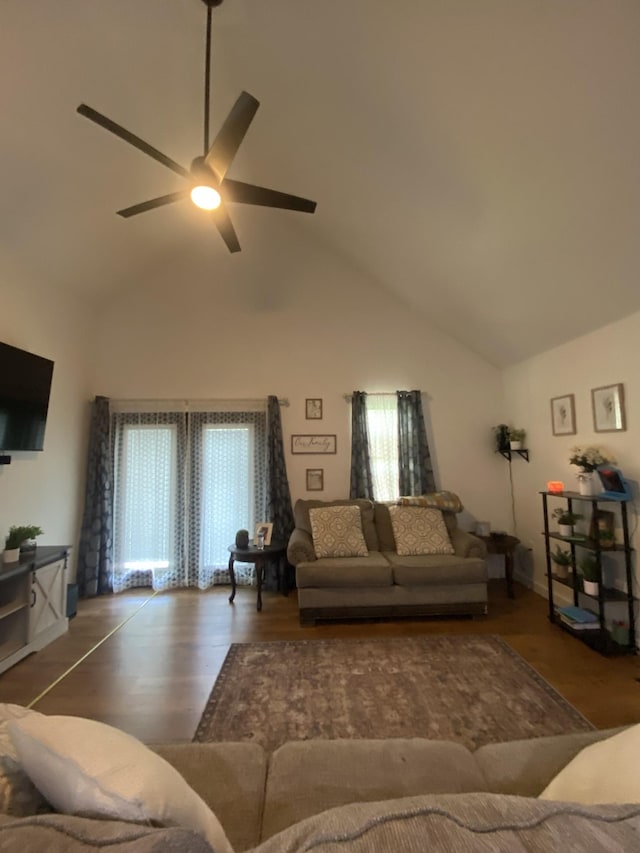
[306,468,324,491]
[254,522,273,546]
[550,394,576,436]
[305,398,323,419]
[591,383,626,432]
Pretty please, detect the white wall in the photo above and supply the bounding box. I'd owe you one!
[92,219,511,531]
[0,268,94,575]
[503,310,640,618]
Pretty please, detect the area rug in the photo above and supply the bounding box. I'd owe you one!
[193,635,593,752]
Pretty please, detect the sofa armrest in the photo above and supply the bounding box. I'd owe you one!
[450,528,487,559]
[287,528,316,566]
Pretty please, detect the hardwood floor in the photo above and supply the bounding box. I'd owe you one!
[0,580,638,743]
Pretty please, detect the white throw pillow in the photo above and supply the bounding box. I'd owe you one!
[0,704,47,816]
[539,723,640,804]
[8,714,234,853]
[388,505,454,556]
[309,505,368,558]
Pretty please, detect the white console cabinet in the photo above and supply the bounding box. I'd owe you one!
[0,546,70,674]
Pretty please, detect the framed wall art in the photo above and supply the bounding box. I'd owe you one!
[306,468,324,491]
[550,394,576,436]
[305,398,323,419]
[291,434,337,454]
[591,383,626,433]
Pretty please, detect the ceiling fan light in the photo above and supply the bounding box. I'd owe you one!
[190,185,221,210]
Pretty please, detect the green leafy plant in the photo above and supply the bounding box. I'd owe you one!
[493,424,510,452]
[579,554,600,582]
[508,427,526,443]
[552,508,583,526]
[550,546,572,566]
[5,525,44,550]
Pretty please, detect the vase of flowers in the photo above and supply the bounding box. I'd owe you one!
[569,446,616,495]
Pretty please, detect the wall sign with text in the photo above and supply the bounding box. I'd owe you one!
[291,434,337,454]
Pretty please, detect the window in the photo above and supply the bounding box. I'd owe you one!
[366,395,398,501]
[112,408,266,592]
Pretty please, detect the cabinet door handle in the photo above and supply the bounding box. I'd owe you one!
[31,589,36,608]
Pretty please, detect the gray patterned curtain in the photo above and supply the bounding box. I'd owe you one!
[267,396,294,544]
[397,390,435,496]
[349,391,374,499]
[77,396,113,597]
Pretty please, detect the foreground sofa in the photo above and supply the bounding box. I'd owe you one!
[1,717,639,851]
[287,494,488,625]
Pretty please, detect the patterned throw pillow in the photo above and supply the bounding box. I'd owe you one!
[397,491,463,513]
[388,505,454,556]
[309,505,368,558]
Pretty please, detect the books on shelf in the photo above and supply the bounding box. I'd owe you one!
[556,605,601,631]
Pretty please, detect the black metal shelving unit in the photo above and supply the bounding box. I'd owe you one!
[541,490,636,656]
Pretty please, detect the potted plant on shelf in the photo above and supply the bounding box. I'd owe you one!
[550,546,572,580]
[493,424,511,453]
[580,554,600,596]
[569,445,616,496]
[3,525,44,563]
[508,427,526,450]
[552,508,582,537]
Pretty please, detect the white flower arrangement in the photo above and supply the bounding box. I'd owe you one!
[569,445,616,473]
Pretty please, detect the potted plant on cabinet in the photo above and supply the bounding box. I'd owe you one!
[552,508,582,537]
[3,525,44,563]
[580,554,600,596]
[550,546,572,580]
[508,427,526,450]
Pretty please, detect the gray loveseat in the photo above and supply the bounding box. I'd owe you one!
[2,727,638,850]
[286,495,488,625]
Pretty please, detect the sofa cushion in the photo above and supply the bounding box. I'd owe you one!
[251,792,640,852]
[309,505,368,558]
[153,742,266,852]
[296,553,392,588]
[375,502,458,551]
[0,813,215,851]
[388,506,454,556]
[384,552,487,586]
[0,704,48,817]
[294,499,379,551]
[539,723,640,804]
[474,727,618,798]
[7,714,233,853]
[261,738,487,840]
[397,490,463,513]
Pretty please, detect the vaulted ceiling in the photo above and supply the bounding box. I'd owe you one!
[3,1,639,366]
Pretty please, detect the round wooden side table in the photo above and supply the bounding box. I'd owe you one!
[477,533,519,599]
[227,540,287,612]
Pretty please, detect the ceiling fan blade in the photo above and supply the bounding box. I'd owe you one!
[204,91,259,182]
[223,179,317,213]
[212,204,241,253]
[117,191,189,218]
[77,104,190,179]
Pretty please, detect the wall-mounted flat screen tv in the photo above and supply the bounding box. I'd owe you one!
[0,341,54,451]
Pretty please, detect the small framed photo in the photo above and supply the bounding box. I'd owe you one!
[588,509,616,548]
[305,398,323,420]
[306,468,324,491]
[550,394,576,436]
[254,522,273,546]
[591,383,626,432]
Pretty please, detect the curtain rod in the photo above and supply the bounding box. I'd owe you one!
[111,397,289,409]
[343,391,426,401]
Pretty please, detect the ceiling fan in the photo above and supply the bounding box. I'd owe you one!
[77,0,316,253]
